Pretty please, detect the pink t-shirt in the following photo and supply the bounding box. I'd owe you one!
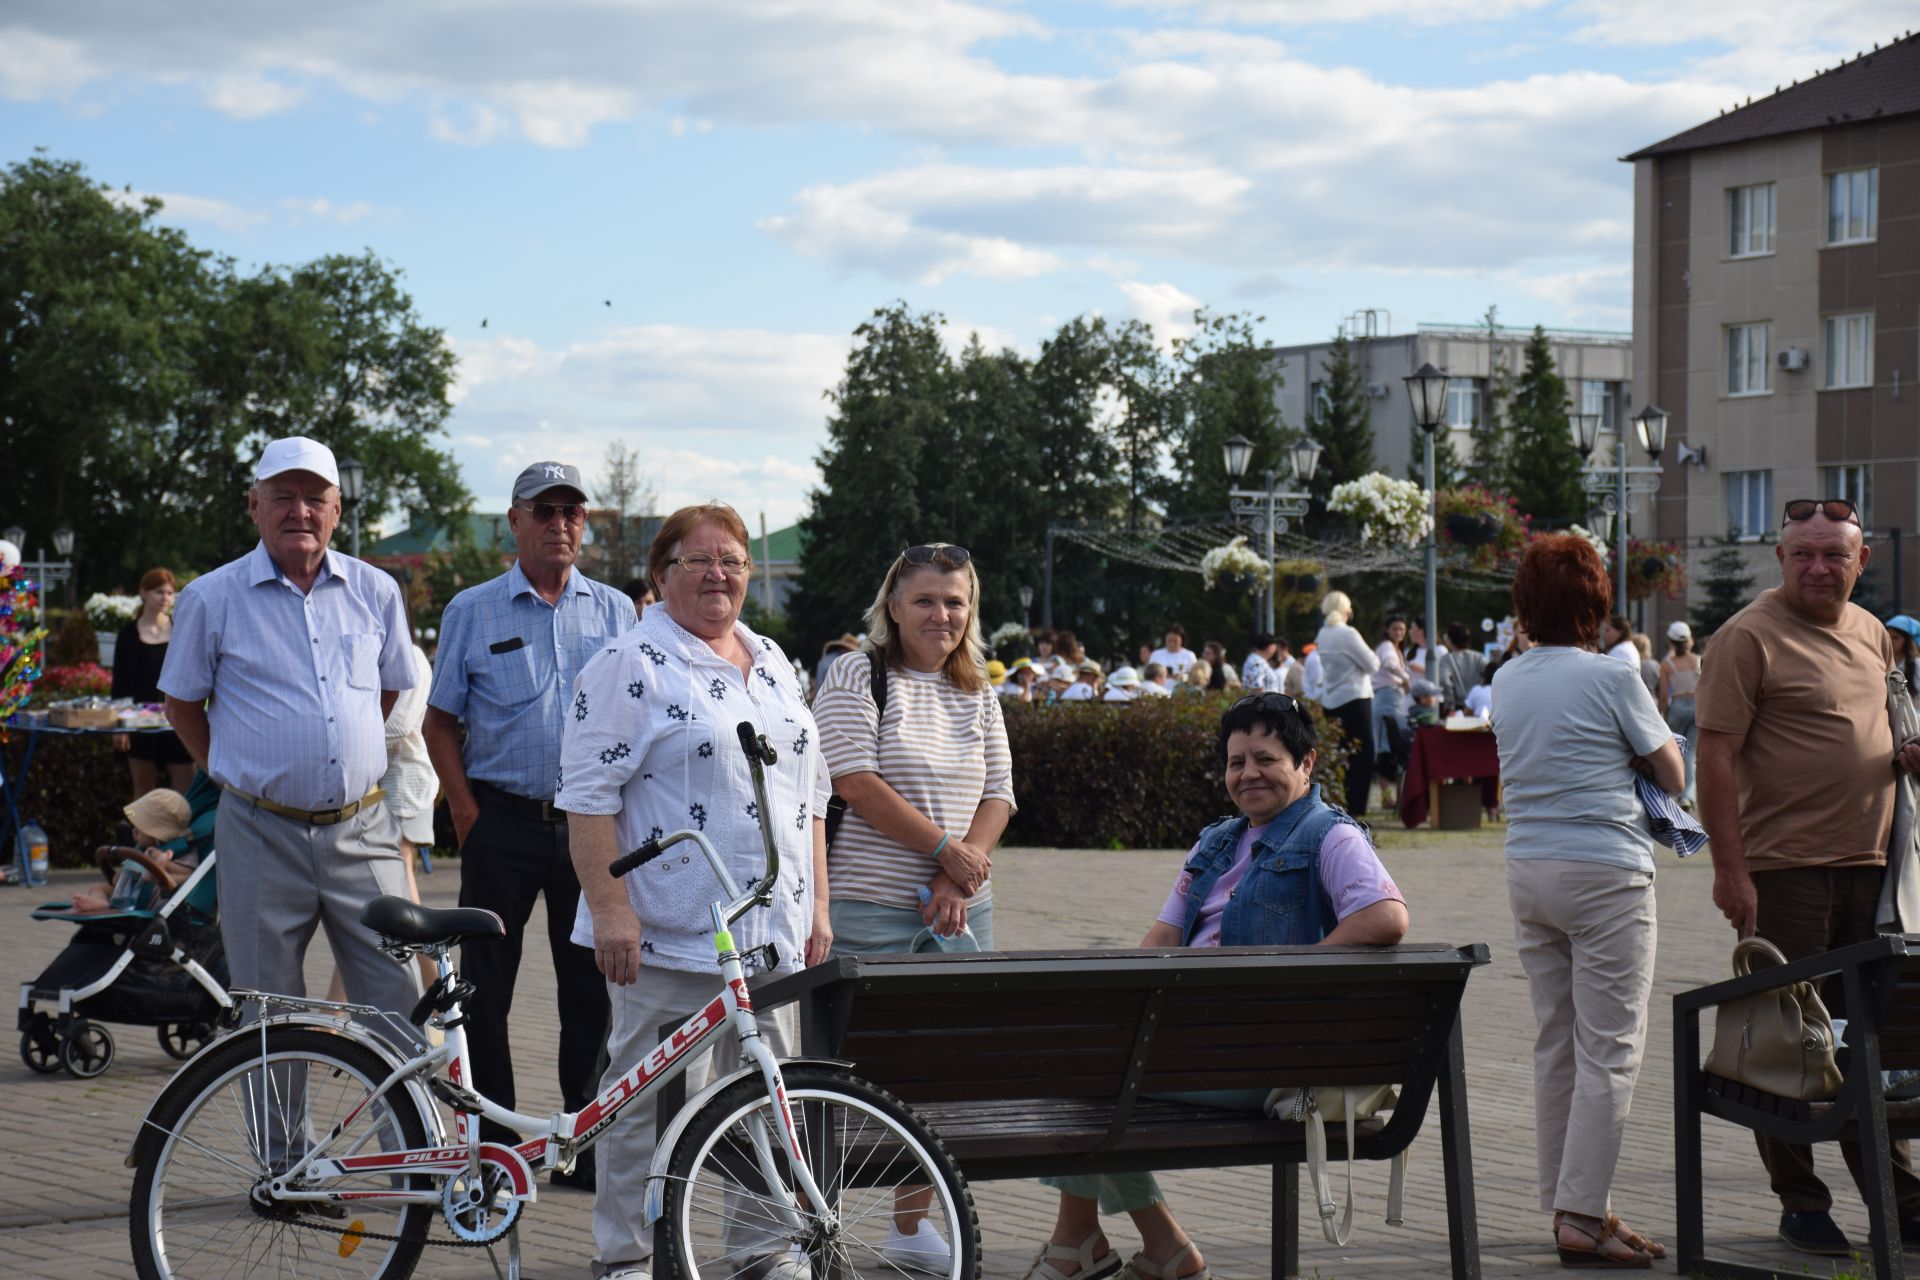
[1156,819,1403,947]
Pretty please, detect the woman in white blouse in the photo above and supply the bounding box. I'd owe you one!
[1313,590,1380,816]
[560,502,828,1280]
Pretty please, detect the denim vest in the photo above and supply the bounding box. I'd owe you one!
[1178,784,1355,947]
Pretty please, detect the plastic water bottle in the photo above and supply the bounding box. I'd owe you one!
[19,820,49,886]
[913,886,980,953]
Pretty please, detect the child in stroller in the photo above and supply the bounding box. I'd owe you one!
[19,771,230,1078]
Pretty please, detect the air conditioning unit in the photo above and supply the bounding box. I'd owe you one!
[1776,347,1809,371]
[1366,382,1390,398]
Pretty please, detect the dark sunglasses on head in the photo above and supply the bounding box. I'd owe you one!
[1231,691,1309,719]
[515,500,587,524]
[1783,498,1860,527]
[901,544,971,568]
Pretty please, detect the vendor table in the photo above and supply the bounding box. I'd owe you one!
[1398,723,1500,829]
[1,721,174,887]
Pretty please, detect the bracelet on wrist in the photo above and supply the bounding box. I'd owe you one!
[931,832,950,860]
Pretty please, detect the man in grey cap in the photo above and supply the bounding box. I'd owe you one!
[424,460,635,1187]
[161,435,421,1021]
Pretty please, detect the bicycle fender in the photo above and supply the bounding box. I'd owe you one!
[124,1015,445,1168]
[640,1056,853,1226]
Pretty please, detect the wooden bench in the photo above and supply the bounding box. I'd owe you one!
[752,943,1491,1278]
[1675,933,1920,1279]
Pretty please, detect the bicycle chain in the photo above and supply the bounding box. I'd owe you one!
[258,1207,496,1250]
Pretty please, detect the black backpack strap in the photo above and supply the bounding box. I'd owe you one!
[868,647,889,724]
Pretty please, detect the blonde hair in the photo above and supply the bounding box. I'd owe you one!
[862,545,987,693]
[1186,659,1213,687]
[1320,590,1352,624]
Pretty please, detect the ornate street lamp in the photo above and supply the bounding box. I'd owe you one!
[1291,440,1323,485]
[1403,363,1448,688]
[1221,434,1254,482]
[337,457,366,557]
[51,527,73,557]
[1634,404,1669,460]
[1570,410,1602,460]
[1018,584,1034,632]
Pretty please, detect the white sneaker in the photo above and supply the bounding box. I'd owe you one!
[880,1220,952,1273]
[603,1268,650,1280]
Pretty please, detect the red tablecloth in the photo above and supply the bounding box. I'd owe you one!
[1399,724,1500,828]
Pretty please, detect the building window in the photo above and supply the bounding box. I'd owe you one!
[1824,312,1874,388]
[1445,378,1480,430]
[1827,168,1879,244]
[1726,323,1770,396]
[1823,464,1872,525]
[1309,380,1331,423]
[1724,470,1774,541]
[1729,183,1776,257]
[1580,379,1619,432]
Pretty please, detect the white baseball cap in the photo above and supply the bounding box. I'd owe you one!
[1666,620,1693,642]
[254,436,340,486]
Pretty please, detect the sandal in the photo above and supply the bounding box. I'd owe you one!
[1120,1244,1211,1280]
[1605,1215,1666,1260]
[1024,1230,1122,1280]
[1554,1214,1650,1270]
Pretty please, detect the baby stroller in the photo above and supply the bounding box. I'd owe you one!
[19,845,231,1078]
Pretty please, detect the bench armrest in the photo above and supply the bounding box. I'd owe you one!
[1672,933,1909,1015]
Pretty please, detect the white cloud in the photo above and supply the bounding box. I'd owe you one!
[0,28,98,100]
[1116,281,1203,346]
[1104,0,1549,22]
[109,188,269,234]
[200,71,304,119]
[280,196,381,224]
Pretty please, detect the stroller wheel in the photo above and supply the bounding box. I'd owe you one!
[158,1022,213,1060]
[19,1024,61,1074]
[61,1021,115,1079]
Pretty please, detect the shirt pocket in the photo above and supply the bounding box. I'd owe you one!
[343,634,381,690]
[485,641,541,708]
[1245,847,1316,919]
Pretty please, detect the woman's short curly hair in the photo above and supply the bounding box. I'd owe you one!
[1512,534,1613,648]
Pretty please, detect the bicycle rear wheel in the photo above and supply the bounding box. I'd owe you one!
[661,1064,979,1279]
[129,1026,433,1280]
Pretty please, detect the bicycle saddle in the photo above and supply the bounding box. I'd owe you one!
[361,895,507,944]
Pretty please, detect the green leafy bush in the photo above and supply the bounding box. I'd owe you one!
[3,732,127,868]
[1003,693,1354,849]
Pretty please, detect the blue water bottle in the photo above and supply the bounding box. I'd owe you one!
[914,885,980,953]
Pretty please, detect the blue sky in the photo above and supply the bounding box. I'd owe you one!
[2,0,1908,530]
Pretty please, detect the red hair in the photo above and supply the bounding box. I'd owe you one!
[1512,534,1613,648]
[648,503,752,590]
[138,567,176,593]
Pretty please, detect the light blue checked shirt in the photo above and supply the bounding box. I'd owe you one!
[159,542,416,811]
[1638,735,1708,855]
[428,561,635,798]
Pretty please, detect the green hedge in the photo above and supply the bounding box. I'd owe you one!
[3,732,126,868]
[1003,693,1355,849]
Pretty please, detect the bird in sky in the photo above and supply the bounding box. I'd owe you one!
[603,300,612,307]
[480,317,488,328]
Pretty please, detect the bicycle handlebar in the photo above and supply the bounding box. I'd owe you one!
[608,838,668,878]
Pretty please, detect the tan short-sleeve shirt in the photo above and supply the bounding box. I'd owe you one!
[1695,588,1895,872]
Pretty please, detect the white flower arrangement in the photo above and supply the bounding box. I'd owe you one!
[988,620,1030,650]
[1327,472,1433,547]
[1200,537,1272,592]
[1565,524,1608,556]
[85,592,141,630]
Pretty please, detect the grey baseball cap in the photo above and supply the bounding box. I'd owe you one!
[512,461,587,503]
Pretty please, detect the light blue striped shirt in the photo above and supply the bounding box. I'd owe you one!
[159,542,416,811]
[427,561,635,798]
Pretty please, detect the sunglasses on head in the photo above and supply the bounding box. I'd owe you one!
[1231,691,1309,719]
[515,500,588,525]
[1783,498,1861,527]
[901,544,971,568]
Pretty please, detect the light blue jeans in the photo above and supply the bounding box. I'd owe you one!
[828,897,994,956]
[1039,1089,1272,1212]
[1666,697,1697,806]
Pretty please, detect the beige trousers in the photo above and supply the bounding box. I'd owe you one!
[1505,857,1658,1218]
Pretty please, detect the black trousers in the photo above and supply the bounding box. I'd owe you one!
[458,786,610,1144]
[1329,696,1375,817]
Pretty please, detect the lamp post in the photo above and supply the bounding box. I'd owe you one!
[1223,434,1321,633]
[337,457,366,557]
[1403,362,1449,685]
[1018,584,1034,633]
[51,526,74,608]
[2,524,75,604]
[1574,404,1667,615]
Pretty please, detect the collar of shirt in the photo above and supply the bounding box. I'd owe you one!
[247,540,345,592]
[505,559,594,606]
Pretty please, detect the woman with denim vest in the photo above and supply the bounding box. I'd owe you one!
[1023,694,1408,1280]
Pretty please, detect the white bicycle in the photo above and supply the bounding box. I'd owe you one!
[127,722,980,1279]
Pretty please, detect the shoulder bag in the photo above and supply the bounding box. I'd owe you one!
[1264,1084,1406,1245]
[1702,936,1842,1101]
[822,649,887,851]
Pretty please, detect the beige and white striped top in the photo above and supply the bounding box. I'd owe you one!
[814,652,1017,910]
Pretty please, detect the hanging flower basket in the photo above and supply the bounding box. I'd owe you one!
[1435,485,1531,571]
[1200,537,1271,592]
[1624,538,1687,601]
[1327,473,1431,547]
[1444,512,1500,546]
[1273,559,1325,616]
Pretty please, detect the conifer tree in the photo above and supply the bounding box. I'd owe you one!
[1503,326,1585,527]
[1690,534,1760,637]
[1309,330,1373,513]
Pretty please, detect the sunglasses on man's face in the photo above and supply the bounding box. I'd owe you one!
[1783,498,1860,527]
[515,500,588,525]
[901,544,971,568]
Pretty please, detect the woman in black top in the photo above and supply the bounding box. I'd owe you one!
[112,566,194,795]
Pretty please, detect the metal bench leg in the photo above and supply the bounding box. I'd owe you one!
[1438,1010,1482,1280]
[1673,1007,1706,1274]
[1847,967,1906,1280]
[1275,1160,1298,1277]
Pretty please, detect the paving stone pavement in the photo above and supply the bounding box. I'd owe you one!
[0,825,1887,1277]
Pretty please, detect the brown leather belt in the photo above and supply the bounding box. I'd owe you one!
[228,786,386,827]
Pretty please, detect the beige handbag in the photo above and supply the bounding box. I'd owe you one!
[1703,937,1843,1101]
[1265,1085,1406,1245]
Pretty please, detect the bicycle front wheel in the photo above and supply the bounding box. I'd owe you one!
[130,1026,433,1280]
[661,1064,979,1279]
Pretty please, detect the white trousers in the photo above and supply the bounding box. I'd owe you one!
[1505,857,1657,1218]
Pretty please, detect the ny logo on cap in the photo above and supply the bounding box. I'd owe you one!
[544,464,569,480]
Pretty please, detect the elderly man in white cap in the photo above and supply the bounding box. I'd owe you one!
[423,459,634,1187]
[160,435,421,1024]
